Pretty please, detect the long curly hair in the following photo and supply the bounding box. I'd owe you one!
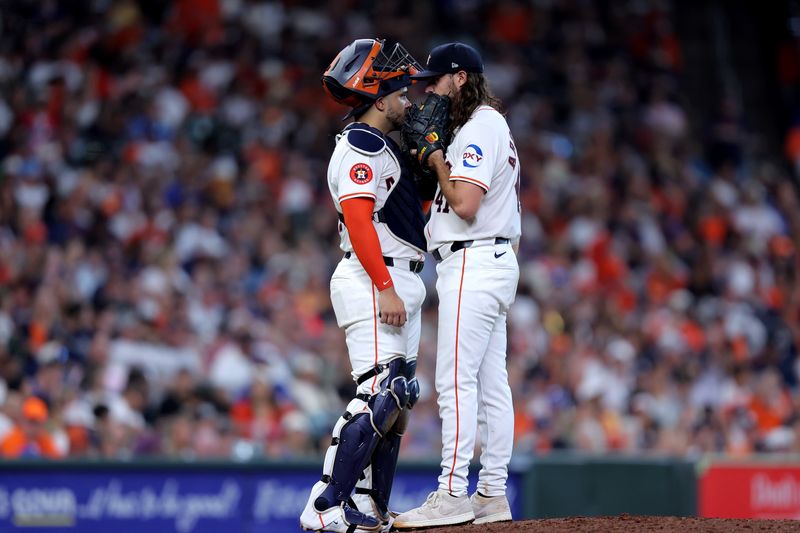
[449,73,503,139]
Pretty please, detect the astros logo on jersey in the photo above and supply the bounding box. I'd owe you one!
[349,163,373,184]
[462,144,483,168]
[425,132,439,143]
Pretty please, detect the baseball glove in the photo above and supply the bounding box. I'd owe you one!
[401,93,451,170]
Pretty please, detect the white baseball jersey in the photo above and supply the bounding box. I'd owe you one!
[326,122,427,378]
[328,129,425,262]
[425,105,522,251]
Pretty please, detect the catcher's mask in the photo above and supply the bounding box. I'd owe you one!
[322,38,421,119]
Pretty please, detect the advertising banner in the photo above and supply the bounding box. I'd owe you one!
[699,463,800,519]
[0,464,521,532]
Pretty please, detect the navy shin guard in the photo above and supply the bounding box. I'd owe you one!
[366,409,408,515]
[356,359,418,516]
[316,411,380,510]
[368,358,409,436]
[315,357,410,513]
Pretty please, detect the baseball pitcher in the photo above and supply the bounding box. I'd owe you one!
[394,42,522,529]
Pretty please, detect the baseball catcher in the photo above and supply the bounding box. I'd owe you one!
[299,38,429,533]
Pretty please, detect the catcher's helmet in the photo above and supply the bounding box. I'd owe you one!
[322,39,420,117]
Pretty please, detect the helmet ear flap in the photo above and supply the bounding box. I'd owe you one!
[321,74,366,107]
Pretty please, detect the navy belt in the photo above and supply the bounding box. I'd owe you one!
[344,252,424,274]
[432,237,510,261]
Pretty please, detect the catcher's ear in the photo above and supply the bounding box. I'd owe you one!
[374,97,386,111]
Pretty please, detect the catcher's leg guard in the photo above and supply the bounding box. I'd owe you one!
[355,359,420,518]
[314,400,380,512]
[312,358,409,515]
[367,357,409,436]
[406,359,420,409]
[353,467,389,525]
[363,413,405,517]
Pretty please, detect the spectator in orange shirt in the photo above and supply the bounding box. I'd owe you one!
[0,396,63,459]
[748,370,792,436]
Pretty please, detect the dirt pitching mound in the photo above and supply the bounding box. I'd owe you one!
[419,515,800,532]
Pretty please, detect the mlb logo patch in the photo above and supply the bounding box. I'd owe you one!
[462,144,483,168]
[349,163,373,184]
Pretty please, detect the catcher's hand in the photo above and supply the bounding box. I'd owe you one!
[401,93,450,169]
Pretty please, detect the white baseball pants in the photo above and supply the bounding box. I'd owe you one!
[329,256,426,394]
[434,241,519,497]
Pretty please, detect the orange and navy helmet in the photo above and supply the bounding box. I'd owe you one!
[322,38,420,118]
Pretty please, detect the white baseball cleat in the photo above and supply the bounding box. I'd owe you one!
[392,490,474,530]
[299,502,382,533]
[300,481,382,533]
[470,492,512,524]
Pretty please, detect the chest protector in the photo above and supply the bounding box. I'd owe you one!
[341,123,427,253]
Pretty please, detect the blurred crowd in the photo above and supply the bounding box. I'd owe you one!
[2,0,800,462]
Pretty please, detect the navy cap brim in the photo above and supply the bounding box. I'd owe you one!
[410,69,444,79]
